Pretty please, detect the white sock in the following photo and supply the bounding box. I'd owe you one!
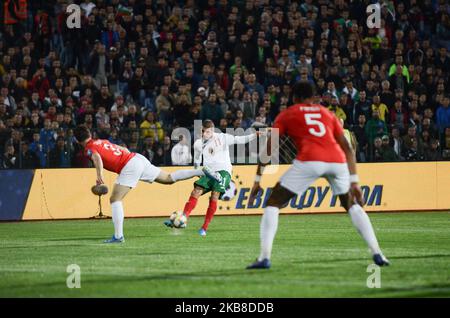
[170,169,203,182]
[111,201,124,239]
[348,204,381,255]
[258,206,279,261]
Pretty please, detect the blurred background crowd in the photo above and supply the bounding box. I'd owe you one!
[0,0,449,169]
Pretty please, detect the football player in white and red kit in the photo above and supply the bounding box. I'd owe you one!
[74,125,203,243]
[247,82,390,269]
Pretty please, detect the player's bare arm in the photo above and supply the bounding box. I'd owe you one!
[91,152,105,185]
[336,134,364,206]
[249,134,272,206]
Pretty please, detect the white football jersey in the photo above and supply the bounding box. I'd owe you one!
[194,132,257,174]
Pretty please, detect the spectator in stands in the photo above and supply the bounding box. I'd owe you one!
[2,144,17,169]
[404,139,424,161]
[424,139,442,161]
[140,136,155,162]
[108,128,123,145]
[402,125,421,156]
[372,95,389,123]
[7,129,22,153]
[94,85,114,112]
[245,73,264,101]
[151,145,165,167]
[156,85,174,127]
[327,96,346,121]
[389,64,409,93]
[421,117,438,140]
[89,43,108,88]
[353,114,368,162]
[101,21,119,50]
[365,109,388,145]
[436,95,450,143]
[49,136,72,168]
[200,93,223,126]
[129,65,150,108]
[354,90,372,122]
[372,137,383,162]
[162,136,172,166]
[29,132,46,168]
[390,99,409,133]
[380,135,398,162]
[391,127,404,161]
[140,111,163,143]
[26,112,42,132]
[380,80,395,109]
[18,141,40,168]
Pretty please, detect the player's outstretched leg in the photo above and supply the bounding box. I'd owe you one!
[156,169,203,185]
[105,184,131,243]
[340,194,390,266]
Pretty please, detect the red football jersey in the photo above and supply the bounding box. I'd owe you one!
[273,104,346,163]
[84,139,136,173]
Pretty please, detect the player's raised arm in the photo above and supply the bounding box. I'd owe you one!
[224,132,260,146]
[91,152,105,185]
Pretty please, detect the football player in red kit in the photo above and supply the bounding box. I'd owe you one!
[74,125,203,243]
[247,82,390,269]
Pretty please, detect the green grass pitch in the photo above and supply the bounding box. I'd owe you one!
[0,212,449,297]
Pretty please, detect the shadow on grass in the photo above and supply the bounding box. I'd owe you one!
[0,244,102,249]
[44,237,107,242]
[291,257,368,265]
[45,234,158,242]
[379,282,450,297]
[3,268,271,291]
[290,253,450,265]
[388,254,450,260]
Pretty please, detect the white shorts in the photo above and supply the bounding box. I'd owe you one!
[115,154,161,188]
[280,160,350,196]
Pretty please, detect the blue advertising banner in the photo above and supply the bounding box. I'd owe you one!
[0,170,34,221]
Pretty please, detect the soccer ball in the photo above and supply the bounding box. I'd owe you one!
[169,211,178,222]
[170,211,187,228]
[221,181,237,201]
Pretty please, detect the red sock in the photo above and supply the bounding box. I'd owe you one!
[202,199,218,231]
[183,196,198,217]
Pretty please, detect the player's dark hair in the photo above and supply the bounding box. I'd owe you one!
[73,125,91,143]
[202,119,215,129]
[292,81,315,101]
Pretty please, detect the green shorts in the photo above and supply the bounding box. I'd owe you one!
[194,170,231,195]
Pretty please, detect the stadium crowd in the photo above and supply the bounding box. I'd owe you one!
[0,0,450,169]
